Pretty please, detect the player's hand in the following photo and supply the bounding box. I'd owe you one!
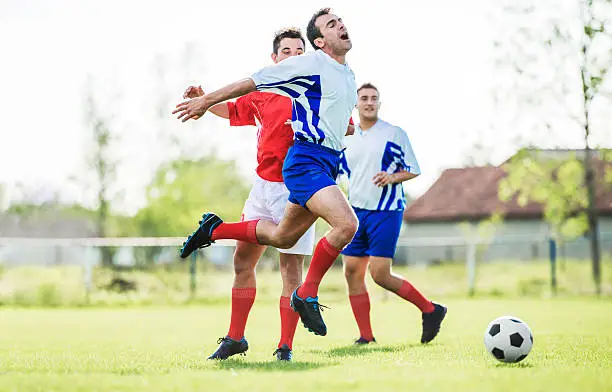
[172,96,209,122]
[372,172,394,187]
[183,85,204,99]
[345,124,355,136]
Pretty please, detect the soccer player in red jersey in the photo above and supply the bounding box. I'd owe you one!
[182,28,314,361]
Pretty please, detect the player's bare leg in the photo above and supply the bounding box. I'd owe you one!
[255,203,318,249]
[368,257,447,344]
[180,186,357,335]
[344,255,376,344]
[344,256,369,295]
[208,241,265,360]
[275,252,304,361]
[289,185,358,335]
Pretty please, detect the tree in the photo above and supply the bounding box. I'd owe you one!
[493,0,612,294]
[82,76,120,266]
[500,150,591,240]
[134,157,249,238]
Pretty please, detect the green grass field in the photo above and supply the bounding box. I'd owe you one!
[1,296,611,392]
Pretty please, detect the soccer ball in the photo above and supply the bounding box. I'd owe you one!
[484,316,533,363]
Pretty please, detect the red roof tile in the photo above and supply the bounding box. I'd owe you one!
[404,159,612,223]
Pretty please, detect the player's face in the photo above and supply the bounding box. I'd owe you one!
[314,13,352,54]
[272,38,305,63]
[356,88,380,120]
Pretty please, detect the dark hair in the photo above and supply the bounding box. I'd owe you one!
[357,83,380,95]
[306,7,331,50]
[272,27,306,55]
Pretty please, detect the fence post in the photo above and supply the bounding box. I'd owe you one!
[83,250,93,304]
[190,251,197,298]
[549,238,557,294]
[466,241,476,297]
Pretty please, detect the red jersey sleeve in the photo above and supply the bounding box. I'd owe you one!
[349,117,354,125]
[228,94,257,126]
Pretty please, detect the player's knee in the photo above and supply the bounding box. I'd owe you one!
[233,254,256,277]
[337,219,358,245]
[275,237,299,249]
[234,262,255,278]
[370,266,390,287]
[344,264,359,279]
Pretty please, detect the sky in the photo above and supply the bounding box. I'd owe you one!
[0,0,610,214]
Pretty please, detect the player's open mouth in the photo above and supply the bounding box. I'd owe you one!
[341,32,350,40]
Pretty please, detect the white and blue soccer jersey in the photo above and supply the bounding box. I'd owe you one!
[250,50,357,152]
[339,119,420,211]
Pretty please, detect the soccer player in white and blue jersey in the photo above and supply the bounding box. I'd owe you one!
[339,83,447,344]
[173,8,358,337]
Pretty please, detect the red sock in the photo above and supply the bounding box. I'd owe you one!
[227,287,256,340]
[297,237,341,298]
[396,280,435,313]
[211,220,259,243]
[349,292,374,341]
[278,296,299,349]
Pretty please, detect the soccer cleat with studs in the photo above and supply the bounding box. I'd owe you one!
[273,344,293,361]
[290,287,328,336]
[180,213,223,258]
[421,303,447,344]
[207,336,249,360]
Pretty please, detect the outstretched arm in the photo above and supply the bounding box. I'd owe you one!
[183,85,230,119]
[173,78,256,122]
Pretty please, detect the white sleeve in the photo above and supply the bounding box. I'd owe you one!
[398,128,421,175]
[250,54,316,99]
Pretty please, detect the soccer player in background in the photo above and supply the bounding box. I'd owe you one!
[174,8,358,337]
[182,28,314,361]
[339,83,447,344]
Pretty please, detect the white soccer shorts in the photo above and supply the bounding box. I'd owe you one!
[241,175,315,255]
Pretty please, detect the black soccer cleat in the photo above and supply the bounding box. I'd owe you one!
[273,344,292,361]
[354,337,376,345]
[180,212,223,259]
[207,336,249,360]
[421,302,447,344]
[290,287,328,336]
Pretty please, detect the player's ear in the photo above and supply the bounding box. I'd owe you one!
[314,37,325,49]
[271,52,278,63]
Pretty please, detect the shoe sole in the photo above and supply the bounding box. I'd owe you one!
[207,346,249,360]
[180,213,221,258]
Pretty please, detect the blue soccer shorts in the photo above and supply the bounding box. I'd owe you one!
[282,140,342,208]
[341,207,404,258]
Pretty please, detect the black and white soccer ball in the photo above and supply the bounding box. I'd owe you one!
[484,316,533,363]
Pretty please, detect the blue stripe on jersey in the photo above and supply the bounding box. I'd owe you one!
[381,141,405,172]
[256,75,317,88]
[256,75,324,145]
[294,101,317,141]
[397,186,406,210]
[276,86,301,98]
[338,151,351,177]
[376,142,408,211]
[384,184,398,210]
[376,185,389,210]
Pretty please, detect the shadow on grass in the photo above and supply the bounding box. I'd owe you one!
[204,358,336,372]
[494,361,534,368]
[311,342,425,358]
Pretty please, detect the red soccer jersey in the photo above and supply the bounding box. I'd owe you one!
[227,92,293,182]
